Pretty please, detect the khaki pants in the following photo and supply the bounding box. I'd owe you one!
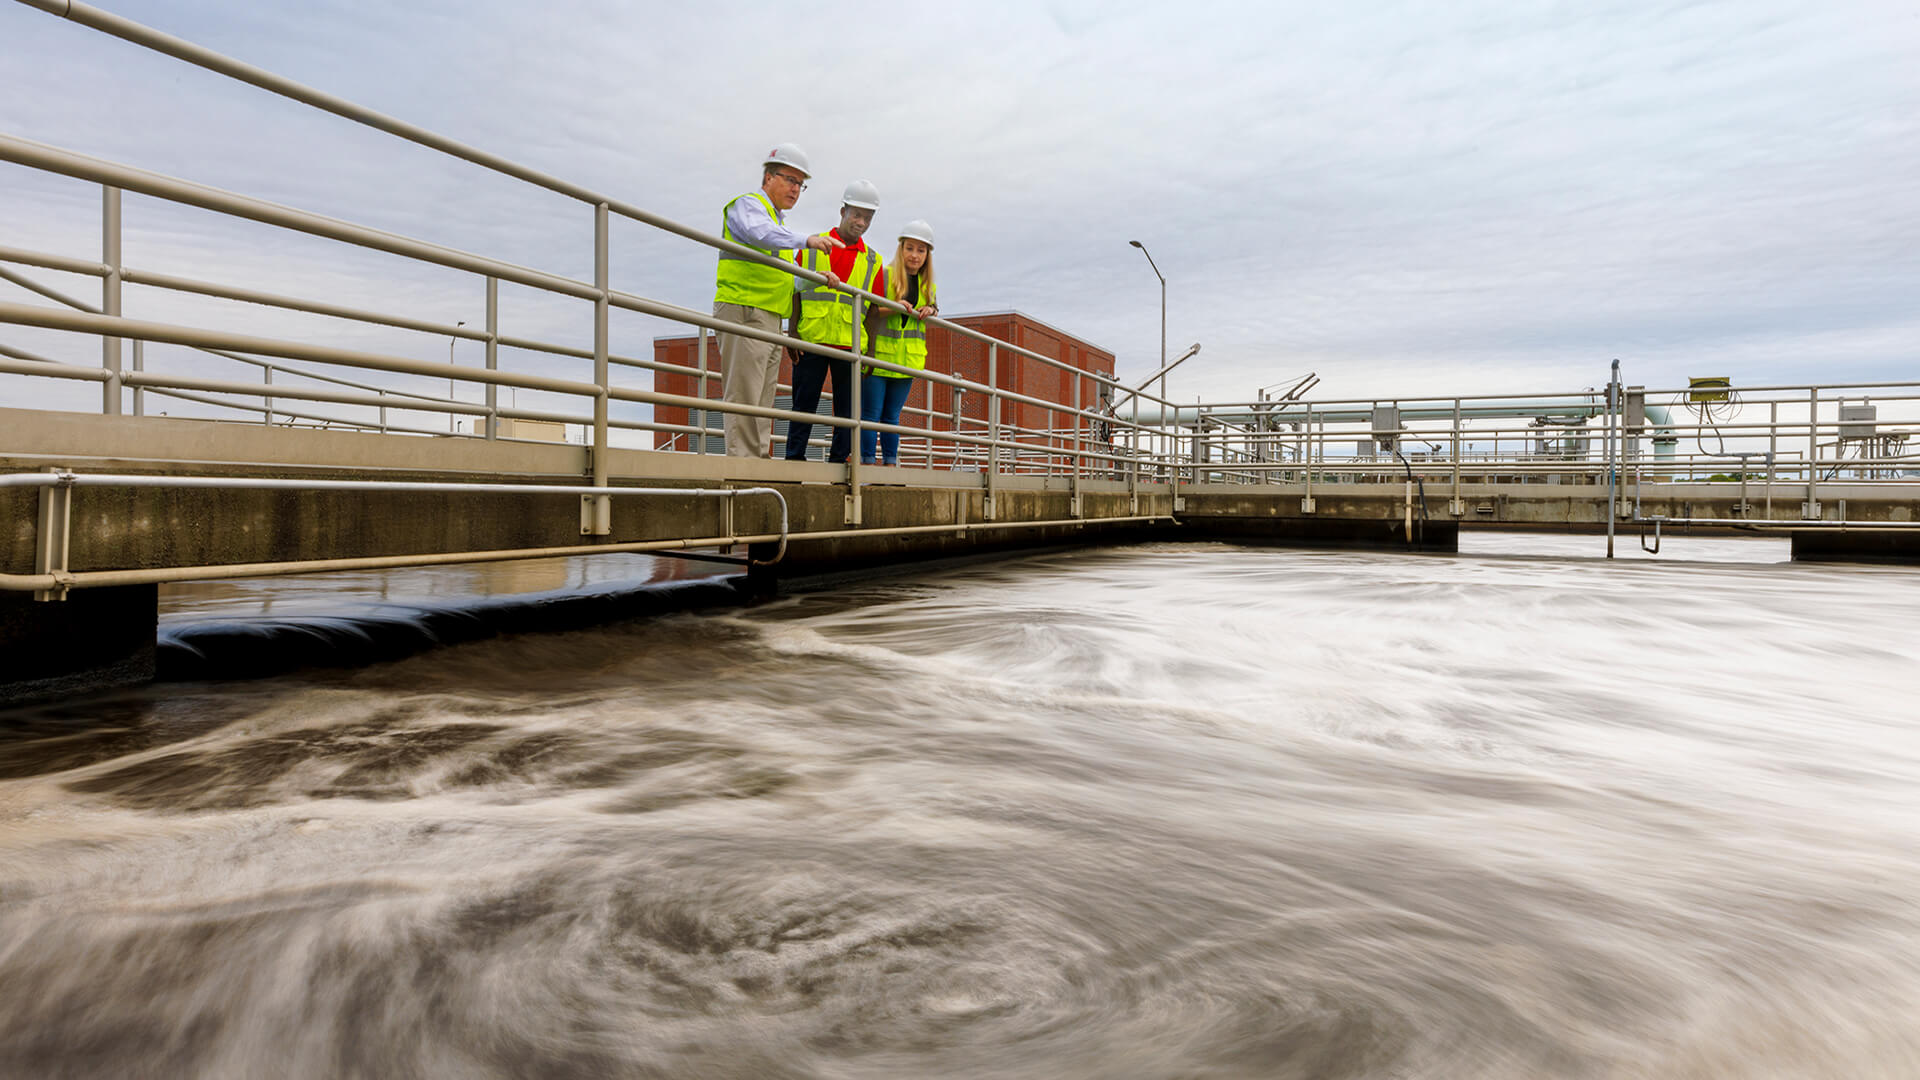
[714,301,785,458]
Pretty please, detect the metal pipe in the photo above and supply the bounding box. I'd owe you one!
[0,355,109,381]
[0,467,1170,592]
[0,301,601,396]
[0,510,1174,594]
[1606,360,1619,558]
[0,470,792,584]
[2,256,468,405]
[588,203,611,535]
[1110,343,1201,405]
[122,263,488,340]
[1128,240,1167,404]
[484,276,498,440]
[0,244,108,277]
[127,368,497,415]
[1450,398,1462,512]
[100,185,122,415]
[603,291,1131,434]
[0,262,101,311]
[0,134,599,300]
[694,326,708,455]
[986,345,999,515]
[1626,515,1920,531]
[0,143,1127,437]
[1807,387,1819,516]
[4,8,1119,388]
[849,294,863,519]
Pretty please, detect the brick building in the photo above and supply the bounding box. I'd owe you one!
[651,311,1116,462]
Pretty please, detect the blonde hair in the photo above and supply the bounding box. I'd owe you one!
[886,238,935,305]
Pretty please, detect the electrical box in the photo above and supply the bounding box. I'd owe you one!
[1839,403,1877,440]
[1623,386,1646,432]
[1688,376,1731,403]
[1371,405,1400,453]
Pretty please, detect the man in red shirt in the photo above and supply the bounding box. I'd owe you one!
[783,180,886,464]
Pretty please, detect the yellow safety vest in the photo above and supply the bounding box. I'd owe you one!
[713,192,796,316]
[795,242,883,350]
[871,276,936,377]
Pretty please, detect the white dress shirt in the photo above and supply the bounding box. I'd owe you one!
[725,192,813,252]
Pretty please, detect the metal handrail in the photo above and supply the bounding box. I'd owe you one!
[0,469,793,591]
[0,254,458,408]
[0,467,1176,594]
[8,0,1131,398]
[6,0,1915,510]
[0,300,1145,470]
[0,133,1145,448]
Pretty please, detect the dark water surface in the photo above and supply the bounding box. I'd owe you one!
[4,535,1919,1078]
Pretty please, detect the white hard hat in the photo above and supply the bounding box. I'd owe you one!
[899,219,935,248]
[762,143,810,178]
[841,179,880,210]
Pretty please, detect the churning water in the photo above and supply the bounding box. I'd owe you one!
[4,534,1920,1078]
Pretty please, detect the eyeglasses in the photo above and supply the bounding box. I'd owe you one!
[771,172,808,191]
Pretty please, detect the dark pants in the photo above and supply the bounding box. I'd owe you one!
[784,349,853,463]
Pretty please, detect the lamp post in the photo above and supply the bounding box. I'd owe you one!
[449,320,465,433]
[1127,241,1166,405]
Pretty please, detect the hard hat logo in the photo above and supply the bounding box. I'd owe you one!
[763,143,812,179]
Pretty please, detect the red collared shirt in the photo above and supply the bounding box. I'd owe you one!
[818,228,886,296]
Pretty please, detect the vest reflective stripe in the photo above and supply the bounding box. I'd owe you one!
[871,277,936,377]
[795,244,882,349]
[713,192,795,316]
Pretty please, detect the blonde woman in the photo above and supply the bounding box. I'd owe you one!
[861,220,937,465]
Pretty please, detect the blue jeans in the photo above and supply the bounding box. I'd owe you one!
[860,373,914,464]
[784,350,853,463]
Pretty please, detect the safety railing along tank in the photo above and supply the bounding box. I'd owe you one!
[0,0,1177,511]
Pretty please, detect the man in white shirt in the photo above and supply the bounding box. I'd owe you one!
[712,143,842,458]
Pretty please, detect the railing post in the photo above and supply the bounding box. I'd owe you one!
[33,467,73,603]
[985,344,998,519]
[1128,382,1139,514]
[1805,387,1820,519]
[1301,405,1315,513]
[485,275,498,440]
[378,390,388,433]
[1190,408,1204,486]
[263,364,275,427]
[1070,373,1082,516]
[694,325,708,454]
[1450,398,1463,515]
[130,340,144,416]
[1606,361,1619,558]
[847,296,863,526]
[1767,400,1777,519]
[584,202,611,536]
[100,186,122,415]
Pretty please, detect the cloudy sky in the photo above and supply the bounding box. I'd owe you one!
[2,0,1916,431]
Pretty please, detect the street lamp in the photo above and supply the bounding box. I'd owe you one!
[1127,240,1166,404]
[449,320,465,433]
